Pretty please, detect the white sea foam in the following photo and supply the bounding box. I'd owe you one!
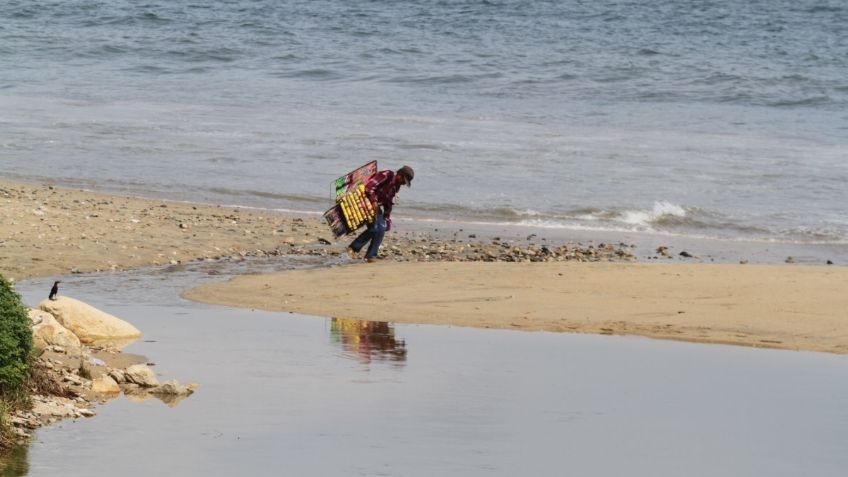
[620,201,687,226]
[488,218,848,245]
[568,202,688,228]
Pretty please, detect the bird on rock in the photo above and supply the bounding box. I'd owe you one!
[48,281,61,301]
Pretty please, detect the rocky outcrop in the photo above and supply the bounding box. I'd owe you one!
[38,296,142,344]
[9,298,196,443]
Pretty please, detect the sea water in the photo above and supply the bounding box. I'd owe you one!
[1,0,846,251]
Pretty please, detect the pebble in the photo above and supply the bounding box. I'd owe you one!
[266,235,636,263]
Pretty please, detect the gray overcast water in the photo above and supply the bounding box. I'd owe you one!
[2,0,848,247]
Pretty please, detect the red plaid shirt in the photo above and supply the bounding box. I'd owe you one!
[364,170,401,231]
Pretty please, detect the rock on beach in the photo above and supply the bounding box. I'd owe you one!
[28,309,82,352]
[38,296,142,344]
[90,375,121,395]
[124,364,160,388]
[151,379,197,396]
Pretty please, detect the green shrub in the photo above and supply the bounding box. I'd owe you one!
[0,276,32,397]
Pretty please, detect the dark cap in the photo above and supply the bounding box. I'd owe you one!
[397,165,414,186]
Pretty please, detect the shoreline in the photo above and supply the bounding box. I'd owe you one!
[4,176,846,268]
[0,178,638,283]
[2,179,846,355]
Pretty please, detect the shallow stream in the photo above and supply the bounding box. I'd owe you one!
[5,260,848,476]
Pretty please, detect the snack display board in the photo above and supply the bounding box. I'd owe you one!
[334,160,377,201]
[324,161,378,238]
[323,205,348,237]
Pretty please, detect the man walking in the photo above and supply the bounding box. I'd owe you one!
[347,165,414,262]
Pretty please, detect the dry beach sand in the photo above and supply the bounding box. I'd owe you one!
[1,180,846,354]
[0,180,328,281]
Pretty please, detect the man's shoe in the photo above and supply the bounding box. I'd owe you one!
[365,256,380,263]
[346,247,358,259]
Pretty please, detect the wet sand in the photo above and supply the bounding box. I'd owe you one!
[184,261,848,354]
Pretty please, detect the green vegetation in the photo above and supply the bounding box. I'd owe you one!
[0,275,33,448]
[0,443,29,475]
[0,276,31,397]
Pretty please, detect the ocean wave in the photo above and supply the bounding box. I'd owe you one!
[620,201,687,226]
[568,202,687,226]
[386,73,503,85]
[124,64,171,74]
[272,53,302,62]
[405,201,847,243]
[767,96,832,108]
[507,218,848,245]
[569,202,783,237]
[165,47,241,63]
[273,68,344,81]
[804,5,844,14]
[205,156,238,164]
[138,12,169,23]
[205,187,326,206]
[7,7,36,19]
[636,48,662,56]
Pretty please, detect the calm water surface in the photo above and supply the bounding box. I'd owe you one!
[4,263,847,476]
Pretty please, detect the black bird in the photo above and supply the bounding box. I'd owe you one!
[48,281,61,301]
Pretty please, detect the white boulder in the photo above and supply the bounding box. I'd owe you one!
[38,297,141,344]
[28,309,82,351]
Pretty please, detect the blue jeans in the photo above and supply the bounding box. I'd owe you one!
[349,212,386,258]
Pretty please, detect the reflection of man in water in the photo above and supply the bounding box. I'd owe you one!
[330,318,407,364]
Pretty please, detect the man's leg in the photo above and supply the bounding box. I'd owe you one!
[364,213,386,259]
[349,227,373,254]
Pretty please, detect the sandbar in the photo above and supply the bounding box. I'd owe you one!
[184,261,848,354]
